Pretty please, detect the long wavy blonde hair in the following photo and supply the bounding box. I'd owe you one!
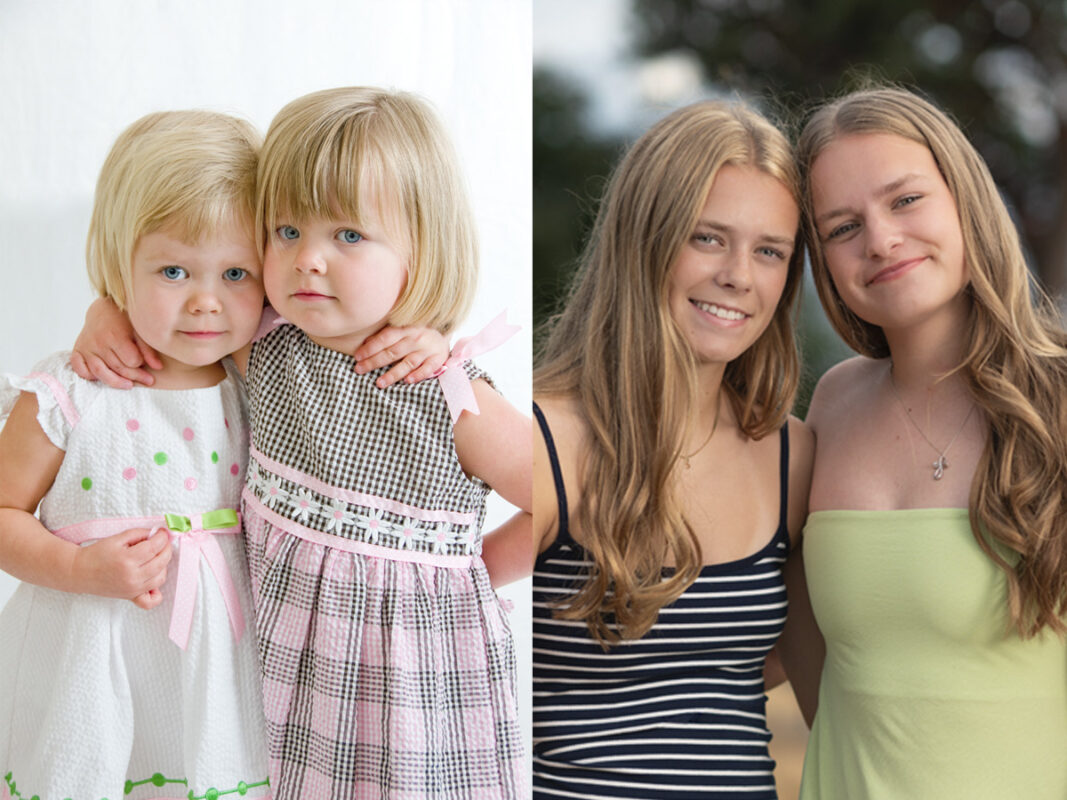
[535,101,803,645]
[798,87,1067,637]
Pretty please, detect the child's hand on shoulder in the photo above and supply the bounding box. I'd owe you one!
[354,324,449,389]
[71,297,162,389]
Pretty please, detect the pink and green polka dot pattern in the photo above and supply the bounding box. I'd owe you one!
[67,417,242,500]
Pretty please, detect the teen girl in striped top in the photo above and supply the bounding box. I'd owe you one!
[532,101,818,799]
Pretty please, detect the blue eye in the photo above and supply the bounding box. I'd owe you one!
[826,222,857,240]
[278,225,300,240]
[338,229,363,244]
[223,267,247,282]
[162,266,187,280]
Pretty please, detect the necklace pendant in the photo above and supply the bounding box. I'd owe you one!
[932,455,946,480]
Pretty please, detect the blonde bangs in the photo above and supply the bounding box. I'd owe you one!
[257,87,478,334]
[86,110,260,309]
[258,115,399,247]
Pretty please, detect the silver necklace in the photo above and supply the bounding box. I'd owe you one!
[887,365,976,481]
[681,401,721,470]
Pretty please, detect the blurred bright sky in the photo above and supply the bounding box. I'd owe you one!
[534,0,711,135]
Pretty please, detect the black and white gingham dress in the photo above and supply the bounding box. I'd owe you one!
[241,324,523,799]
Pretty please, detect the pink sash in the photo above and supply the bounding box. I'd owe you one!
[52,509,245,650]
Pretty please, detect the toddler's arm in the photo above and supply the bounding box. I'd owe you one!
[354,325,450,388]
[72,297,163,388]
[71,297,448,388]
[0,393,172,608]
[453,380,533,586]
[480,511,532,588]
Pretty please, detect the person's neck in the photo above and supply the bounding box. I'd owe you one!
[147,357,226,389]
[882,299,969,392]
[304,324,383,357]
[693,361,727,432]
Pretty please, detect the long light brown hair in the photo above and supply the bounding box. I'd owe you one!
[536,101,803,645]
[798,87,1067,637]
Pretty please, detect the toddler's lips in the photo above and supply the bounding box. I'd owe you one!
[180,331,224,339]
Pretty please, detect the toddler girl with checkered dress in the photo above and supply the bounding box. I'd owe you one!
[78,87,531,799]
[240,87,530,799]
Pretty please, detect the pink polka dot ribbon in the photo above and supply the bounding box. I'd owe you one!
[159,509,244,650]
[436,311,519,424]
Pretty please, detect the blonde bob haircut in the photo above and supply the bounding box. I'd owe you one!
[256,87,477,335]
[798,86,1067,637]
[536,101,803,645]
[86,110,260,310]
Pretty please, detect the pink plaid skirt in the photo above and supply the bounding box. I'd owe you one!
[243,496,524,799]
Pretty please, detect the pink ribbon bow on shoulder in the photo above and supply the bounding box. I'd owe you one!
[437,311,520,424]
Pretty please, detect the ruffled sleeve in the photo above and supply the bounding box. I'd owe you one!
[463,359,497,393]
[0,351,98,451]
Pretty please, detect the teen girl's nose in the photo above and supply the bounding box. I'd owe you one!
[864,212,903,260]
[714,249,753,292]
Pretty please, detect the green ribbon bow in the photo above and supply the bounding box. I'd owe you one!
[164,508,239,533]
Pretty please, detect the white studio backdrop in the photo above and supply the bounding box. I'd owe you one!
[0,0,532,764]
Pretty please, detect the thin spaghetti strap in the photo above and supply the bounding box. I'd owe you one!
[777,422,790,535]
[533,402,572,544]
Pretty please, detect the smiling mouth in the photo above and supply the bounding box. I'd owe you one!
[691,299,749,321]
[868,257,925,285]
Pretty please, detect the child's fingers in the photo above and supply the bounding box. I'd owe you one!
[82,353,135,389]
[70,351,93,381]
[141,562,169,592]
[128,528,172,559]
[131,589,163,610]
[138,539,173,576]
[354,326,410,362]
[354,339,410,375]
[112,336,147,369]
[135,334,164,371]
[111,362,157,387]
[376,355,424,388]
[401,359,446,385]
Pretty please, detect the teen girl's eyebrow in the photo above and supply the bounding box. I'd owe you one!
[694,220,796,247]
[815,172,927,226]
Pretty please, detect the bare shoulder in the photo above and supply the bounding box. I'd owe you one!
[532,393,586,552]
[534,394,585,441]
[806,356,886,432]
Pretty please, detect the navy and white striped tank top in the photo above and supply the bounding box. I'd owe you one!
[532,404,790,799]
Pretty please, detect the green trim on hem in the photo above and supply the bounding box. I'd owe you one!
[4,769,269,800]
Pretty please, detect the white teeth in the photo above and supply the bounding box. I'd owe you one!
[693,300,747,321]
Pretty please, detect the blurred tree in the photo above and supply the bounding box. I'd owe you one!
[633,0,1067,299]
[533,66,623,349]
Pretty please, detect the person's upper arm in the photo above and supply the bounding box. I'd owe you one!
[777,541,825,728]
[0,392,65,515]
[453,379,531,512]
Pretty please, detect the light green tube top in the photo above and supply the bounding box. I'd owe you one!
[799,509,1067,800]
